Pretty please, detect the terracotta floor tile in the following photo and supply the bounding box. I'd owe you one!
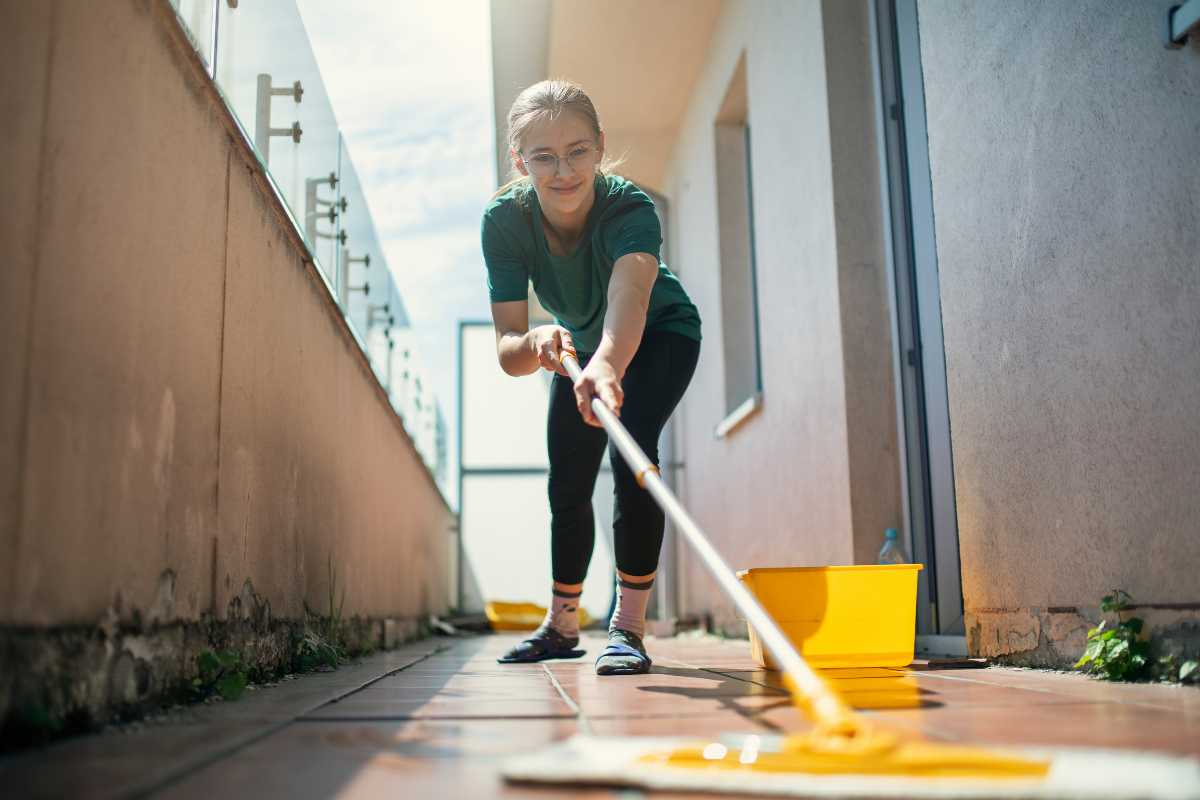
[556,666,786,697]
[163,719,609,800]
[921,667,1200,712]
[667,668,948,713]
[580,694,790,723]
[9,634,1200,800]
[334,685,561,703]
[587,714,785,737]
[0,645,443,799]
[301,695,575,721]
[368,678,552,693]
[862,701,1200,757]
[1,719,270,800]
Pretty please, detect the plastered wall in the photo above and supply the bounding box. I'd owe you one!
[916,0,1200,659]
[0,0,453,631]
[665,0,902,626]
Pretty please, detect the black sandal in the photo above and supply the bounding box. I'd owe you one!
[497,625,585,663]
[595,629,652,675]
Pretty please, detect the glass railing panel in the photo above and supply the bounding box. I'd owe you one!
[169,0,216,70]
[390,325,414,426]
[365,272,398,388]
[334,145,384,344]
[214,0,341,287]
[165,0,449,498]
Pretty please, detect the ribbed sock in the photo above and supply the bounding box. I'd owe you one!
[545,587,581,638]
[610,576,654,638]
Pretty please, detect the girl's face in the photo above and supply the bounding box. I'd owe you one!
[512,111,604,218]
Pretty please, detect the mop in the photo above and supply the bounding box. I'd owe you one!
[501,349,1200,799]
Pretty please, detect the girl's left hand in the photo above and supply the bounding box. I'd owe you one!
[574,358,623,427]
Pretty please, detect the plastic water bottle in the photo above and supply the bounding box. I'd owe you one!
[878,528,908,565]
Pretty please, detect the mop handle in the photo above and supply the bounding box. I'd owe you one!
[559,350,857,732]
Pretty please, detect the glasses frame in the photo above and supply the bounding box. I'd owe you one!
[520,140,600,178]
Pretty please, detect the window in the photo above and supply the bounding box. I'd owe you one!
[713,55,763,436]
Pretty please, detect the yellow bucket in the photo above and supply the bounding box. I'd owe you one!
[736,564,923,669]
[485,601,593,632]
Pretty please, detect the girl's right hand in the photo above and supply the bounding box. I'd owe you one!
[530,325,576,377]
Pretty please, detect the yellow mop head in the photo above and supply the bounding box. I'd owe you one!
[503,734,1200,798]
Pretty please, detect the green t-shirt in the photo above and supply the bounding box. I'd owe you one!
[480,174,702,354]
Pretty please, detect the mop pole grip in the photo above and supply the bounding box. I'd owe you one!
[558,349,857,734]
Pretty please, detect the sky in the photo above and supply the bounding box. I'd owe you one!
[290,2,615,613]
[296,0,497,507]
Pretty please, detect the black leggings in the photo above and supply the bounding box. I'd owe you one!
[547,330,700,584]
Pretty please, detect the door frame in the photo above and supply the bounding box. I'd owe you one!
[871,0,966,640]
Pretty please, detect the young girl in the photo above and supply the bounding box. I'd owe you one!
[480,80,701,675]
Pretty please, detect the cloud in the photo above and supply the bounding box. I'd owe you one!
[297,0,498,506]
[297,1,492,111]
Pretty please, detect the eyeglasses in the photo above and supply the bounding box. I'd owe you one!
[521,142,599,178]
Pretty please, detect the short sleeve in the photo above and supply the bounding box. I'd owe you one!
[480,215,529,302]
[602,190,662,263]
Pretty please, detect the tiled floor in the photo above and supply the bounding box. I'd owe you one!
[3,633,1198,798]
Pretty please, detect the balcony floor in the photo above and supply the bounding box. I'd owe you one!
[4,633,1199,798]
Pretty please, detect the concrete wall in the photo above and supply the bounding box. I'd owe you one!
[665,0,902,626]
[916,0,1200,661]
[0,0,453,730]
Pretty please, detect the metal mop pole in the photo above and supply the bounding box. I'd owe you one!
[561,353,858,734]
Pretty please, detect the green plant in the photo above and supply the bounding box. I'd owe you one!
[1074,590,1150,681]
[192,649,249,701]
[1150,653,1200,684]
[295,555,347,672]
[293,629,342,672]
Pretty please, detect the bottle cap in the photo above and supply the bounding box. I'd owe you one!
[885,528,898,539]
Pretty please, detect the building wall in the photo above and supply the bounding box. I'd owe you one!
[0,0,451,681]
[490,0,550,185]
[916,0,1200,661]
[545,0,721,194]
[665,0,902,626]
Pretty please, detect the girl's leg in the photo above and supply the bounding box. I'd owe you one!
[547,366,609,590]
[545,364,608,640]
[499,365,607,664]
[597,332,699,674]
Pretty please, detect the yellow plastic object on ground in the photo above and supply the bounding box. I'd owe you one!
[656,727,1050,780]
[737,565,922,669]
[485,600,592,631]
[819,668,925,710]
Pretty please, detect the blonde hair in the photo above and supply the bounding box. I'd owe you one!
[493,79,623,200]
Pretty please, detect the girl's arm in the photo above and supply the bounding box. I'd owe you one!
[575,252,659,425]
[492,299,575,377]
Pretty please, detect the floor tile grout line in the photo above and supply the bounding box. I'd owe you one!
[650,657,798,734]
[323,645,452,704]
[656,659,1159,720]
[123,646,447,799]
[542,663,594,736]
[656,657,789,695]
[126,720,296,799]
[675,655,1200,715]
[295,713,581,723]
[912,670,1190,712]
[577,712,787,721]
[858,709,963,742]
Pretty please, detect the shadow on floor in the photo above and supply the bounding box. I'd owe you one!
[642,664,944,714]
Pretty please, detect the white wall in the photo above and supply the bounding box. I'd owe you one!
[664,0,901,626]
